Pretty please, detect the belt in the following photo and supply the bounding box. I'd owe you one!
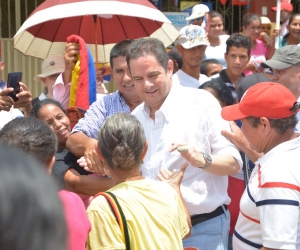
[191,205,227,226]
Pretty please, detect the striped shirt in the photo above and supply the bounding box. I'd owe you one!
[71,91,130,139]
[233,134,300,250]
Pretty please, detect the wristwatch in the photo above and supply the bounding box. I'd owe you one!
[198,153,212,170]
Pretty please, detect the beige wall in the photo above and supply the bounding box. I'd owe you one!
[1,39,44,98]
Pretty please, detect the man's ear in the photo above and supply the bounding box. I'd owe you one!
[167,59,174,76]
[260,117,271,134]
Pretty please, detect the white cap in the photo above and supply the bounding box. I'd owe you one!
[178,25,210,49]
[34,55,65,81]
[186,4,210,21]
[260,16,271,24]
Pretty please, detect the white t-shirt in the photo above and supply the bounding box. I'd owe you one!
[203,35,229,69]
[172,70,210,88]
[132,84,242,215]
[233,134,300,249]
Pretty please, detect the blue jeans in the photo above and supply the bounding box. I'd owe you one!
[183,208,230,250]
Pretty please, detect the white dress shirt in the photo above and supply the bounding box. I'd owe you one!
[172,69,210,88]
[132,84,242,215]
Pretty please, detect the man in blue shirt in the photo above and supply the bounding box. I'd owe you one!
[66,40,143,173]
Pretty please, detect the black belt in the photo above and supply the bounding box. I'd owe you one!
[191,205,227,226]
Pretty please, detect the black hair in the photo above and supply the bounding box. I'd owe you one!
[199,80,234,106]
[110,39,133,69]
[242,13,261,28]
[247,115,298,133]
[127,38,169,73]
[0,117,57,166]
[31,99,65,119]
[226,33,252,56]
[0,145,66,250]
[201,59,222,76]
[209,10,224,24]
[281,13,300,47]
[168,48,183,69]
[98,113,146,170]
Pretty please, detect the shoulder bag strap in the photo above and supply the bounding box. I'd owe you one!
[94,191,130,250]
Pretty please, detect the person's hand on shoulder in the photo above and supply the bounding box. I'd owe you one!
[77,139,105,176]
[14,82,32,116]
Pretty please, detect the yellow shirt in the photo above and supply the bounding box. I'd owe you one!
[86,179,189,250]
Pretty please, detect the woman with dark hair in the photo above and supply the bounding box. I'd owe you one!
[0,145,66,250]
[31,99,112,200]
[0,117,91,250]
[203,10,229,68]
[199,80,235,107]
[242,13,271,75]
[86,112,191,250]
[279,13,300,47]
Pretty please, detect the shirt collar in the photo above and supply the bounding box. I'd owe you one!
[257,133,300,168]
[141,83,178,122]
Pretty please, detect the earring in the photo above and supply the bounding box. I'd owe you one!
[141,160,144,164]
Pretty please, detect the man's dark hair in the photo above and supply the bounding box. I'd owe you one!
[0,117,57,166]
[110,40,133,69]
[226,33,252,56]
[247,115,298,134]
[126,38,169,73]
[201,59,222,76]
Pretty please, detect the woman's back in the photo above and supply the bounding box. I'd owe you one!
[87,179,189,250]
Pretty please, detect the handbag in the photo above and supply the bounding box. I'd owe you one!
[94,191,130,250]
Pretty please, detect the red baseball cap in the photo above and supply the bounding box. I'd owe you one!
[272,2,293,12]
[221,82,297,121]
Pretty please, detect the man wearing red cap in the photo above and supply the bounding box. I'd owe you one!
[221,82,300,250]
[272,1,293,36]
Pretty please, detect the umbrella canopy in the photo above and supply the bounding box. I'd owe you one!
[14,0,179,63]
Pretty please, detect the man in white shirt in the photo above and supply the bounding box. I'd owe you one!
[127,38,242,250]
[173,25,210,88]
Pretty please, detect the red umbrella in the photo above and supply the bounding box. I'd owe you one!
[14,0,178,63]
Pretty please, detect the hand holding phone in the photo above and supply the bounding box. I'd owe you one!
[7,72,22,102]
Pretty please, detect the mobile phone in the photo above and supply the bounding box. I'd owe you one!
[7,72,22,102]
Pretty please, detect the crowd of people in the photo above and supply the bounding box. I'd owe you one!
[0,1,300,250]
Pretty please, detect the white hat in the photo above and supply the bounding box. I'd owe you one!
[260,16,271,24]
[34,55,65,81]
[186,4,210,21]
[178,25,210,49]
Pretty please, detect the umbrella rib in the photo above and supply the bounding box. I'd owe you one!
[135,18,152,36]
[99,17,105,61]
[116,15,128,38]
